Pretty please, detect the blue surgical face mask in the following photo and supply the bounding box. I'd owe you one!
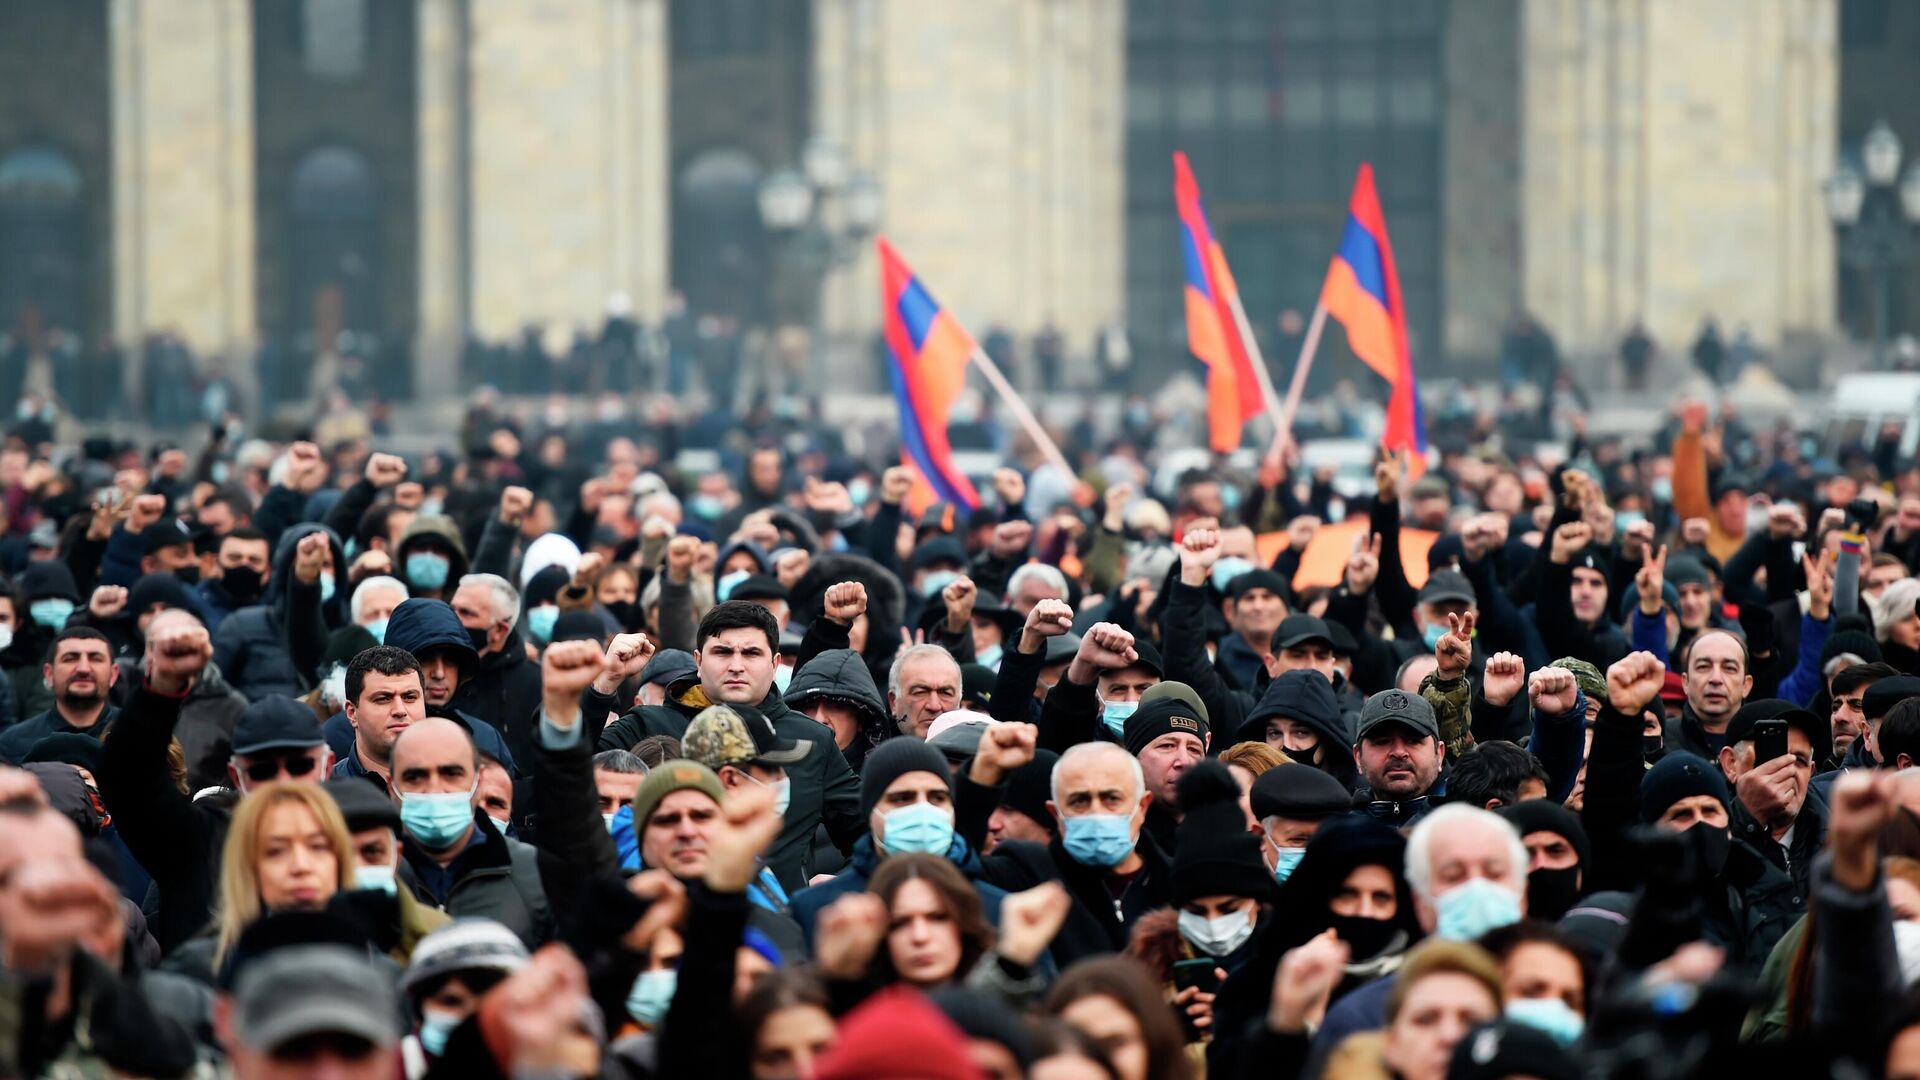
[29,598,74,628]
[1101,699,1138,738]
[1423,622,1448,650]
[406,552,451,590]
[1266,835,1307,883]
[1614,509,1647,531]
[1650,477,1674,503]
[1505,997,1585,1047]
[627,968,678,1026]
[526,604,559,644]
[920,570,961,599]
[1062,813,1136,868]
[365,617,389,644]
[1220,484,1244,512]
[1433,877,1524,941]
[773,663,793,694]
[418,1009,462,1057]
[319,571,336,604]
[1211,557,1254,593]
[879,801,955,856]
[716,569,750,602]
[689,494,726,521]
[354,863,397,895]
[849,479,873,507]
[976,643,1003,671]
[400,786,476,851]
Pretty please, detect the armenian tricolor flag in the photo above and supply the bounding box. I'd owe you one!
[1320,163,1426,463]
[878,237,983,511]
[1174,152,1266,453]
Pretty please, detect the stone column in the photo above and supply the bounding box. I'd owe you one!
[109,0,256,408]
[464,0,670,344]
[1517,0,1837,357]
[414,0,467,397]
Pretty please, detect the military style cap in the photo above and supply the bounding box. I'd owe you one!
[682,703,812,771]
[1356,688,1439,742]
[1549,657,1608,705]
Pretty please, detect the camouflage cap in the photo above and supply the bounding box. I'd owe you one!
[1549,657,1608,704]
[682,703,812,771]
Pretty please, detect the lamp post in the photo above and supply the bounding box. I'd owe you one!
[757,135,883,393]
[1824,120,1920,368]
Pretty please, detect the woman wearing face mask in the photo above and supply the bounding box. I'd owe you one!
[1124,762,1273,1064]
[397,918,529,1076]
[1205,816,1422,1079]
[1322,940,1503,1080]
[206,781,355,974]
[1477,923,1591,1050]
[1043,956,1195,1080]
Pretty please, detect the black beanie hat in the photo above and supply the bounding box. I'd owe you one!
[1171,760,1273,905]
[1124,694,1210,757]
[523,565,570,609]
[1821,627,1884,669]
[1001,748,1059,835]
[1637,751,1729,824]
[858,737,953,822]
[1497,799,1590,868]
[129,572,194,619]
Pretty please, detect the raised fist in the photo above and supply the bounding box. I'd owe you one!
[146,624,212,695]
[285,441,326,494]
[499,486,534,525]
[1605,651,1667,716]
[991,520,1034,560]
[665,536,699,583]
[880,466,914,506]
[89,585,128,620]
[993,468,1026,510]
[294,533,329,585]
[1481,652,1525,708]
[364,453,407,488]
[1180,528,1222,585]
[823,581,868,626]
[1528,667,1579,716]
[1549,522,1593,565]
[128,494,168,533]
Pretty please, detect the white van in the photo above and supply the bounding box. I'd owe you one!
[1821,373,1920,457]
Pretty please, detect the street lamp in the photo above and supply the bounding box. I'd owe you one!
[758,135,882,393]
[1826,119,1920,367]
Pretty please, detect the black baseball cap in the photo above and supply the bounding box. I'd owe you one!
[1228,569,1288,601]
[730,575,791,604]
[1272,614,1333,651]
[143,517,195,555]
[1724,698,1828,761]
[1417,569,1476,606]
[1355,688,1439,743]
[232,696,327,756]
[960,663,996,708]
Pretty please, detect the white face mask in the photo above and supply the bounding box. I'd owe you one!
[1896,920,1920,987]
[1178,906,1256,957]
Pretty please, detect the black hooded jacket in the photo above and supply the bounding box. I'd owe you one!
[1242,670,1359,792]
[782,647,892,772]
[211,523,342,700]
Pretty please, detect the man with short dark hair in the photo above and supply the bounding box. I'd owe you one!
[1447,741,1550,811]
[592,749,648,820]
[598,599,862,892]
[194,525,272,633]
[0,627,120,765]
[1876,698,1920,771]
[1666,628,1753,759]
[331,645,426,790]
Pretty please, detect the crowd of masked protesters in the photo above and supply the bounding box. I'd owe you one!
[9,391,1920,1080]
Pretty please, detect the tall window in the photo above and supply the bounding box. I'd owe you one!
[0,145,84,333]
[1126,0,1443,384]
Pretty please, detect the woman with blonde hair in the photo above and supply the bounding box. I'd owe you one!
[211,780,355,967]
[1322,939,1503,1080]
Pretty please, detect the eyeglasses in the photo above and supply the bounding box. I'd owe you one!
[242,755,321,783]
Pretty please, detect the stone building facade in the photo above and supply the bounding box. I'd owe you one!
[0,0,1892,402]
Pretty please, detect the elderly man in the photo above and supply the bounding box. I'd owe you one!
[348,574,409,645]
[599,600,862,893]
[1311,804,1529,1057]
[449,573,544,765]
[977,740,1175,965]
[1121,688,1209,856]
[889,643,962,739]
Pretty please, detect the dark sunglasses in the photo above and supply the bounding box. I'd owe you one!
[243,755,321,783]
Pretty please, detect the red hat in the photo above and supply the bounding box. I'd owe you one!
[809,986,988,1080]
[1659,670,1687,703]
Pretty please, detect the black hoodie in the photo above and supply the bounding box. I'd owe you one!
[210,523,341,700]
[1243,669,1360,792]
[782,647,891,771]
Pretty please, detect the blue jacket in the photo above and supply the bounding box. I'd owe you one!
[1776,611,1834,708]
[789,832,1009,947]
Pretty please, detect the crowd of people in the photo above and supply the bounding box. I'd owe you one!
[6,386,1920,1080]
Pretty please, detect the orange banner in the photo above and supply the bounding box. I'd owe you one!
[1258,520,1438,592]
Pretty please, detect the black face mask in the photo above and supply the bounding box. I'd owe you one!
[222,566,263,603]
[1328,914,1400,962]
[467,625,493,655]
[1642,734,1666,760]
[604,600,641,632]
[1685,823,1731,878]
[1525,865,1583,922]
[173,566,201,586]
